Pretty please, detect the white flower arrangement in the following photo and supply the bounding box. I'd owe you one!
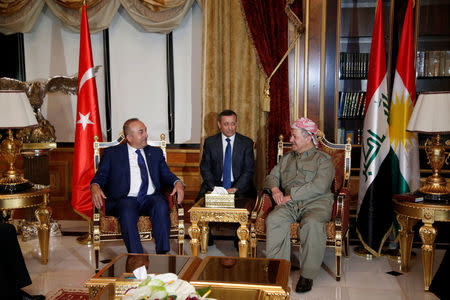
[122,273,211,300]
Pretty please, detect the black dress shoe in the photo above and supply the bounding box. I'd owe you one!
[295,276,313,293]
[156,250,168,254]
[20,290,45,300]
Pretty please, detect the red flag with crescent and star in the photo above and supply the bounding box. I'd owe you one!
[71,5,102,219]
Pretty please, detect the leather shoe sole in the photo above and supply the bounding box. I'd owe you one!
[295,276,313,293]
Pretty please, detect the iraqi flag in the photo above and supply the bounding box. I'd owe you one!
[71,5,102,219]
[389,0,420,196]
[356,0,392,256]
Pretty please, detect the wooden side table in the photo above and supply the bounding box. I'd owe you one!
[392,194,450,291]
[188,197,253,257]
[0,185,51,264]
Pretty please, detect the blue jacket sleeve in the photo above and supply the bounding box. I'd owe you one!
[91,148,112,190]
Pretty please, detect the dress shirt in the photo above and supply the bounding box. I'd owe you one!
[127,144,155,197]
[221,133,235,182]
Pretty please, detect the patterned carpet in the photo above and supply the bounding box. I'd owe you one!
[47,288,89,300]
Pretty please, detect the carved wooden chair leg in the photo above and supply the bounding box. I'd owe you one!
[250,224,257,258]
[334,236,343,281]
[93,210,101,272]
[94,248,100,273]
[335,251,342,281]
[177,224,184,255]
[177,204,185,255]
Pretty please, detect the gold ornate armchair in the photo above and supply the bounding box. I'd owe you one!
[249,131,351,281]
[92,133,184,272]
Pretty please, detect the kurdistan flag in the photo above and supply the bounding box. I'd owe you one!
[390,0,420,196]
[356,0,392,256]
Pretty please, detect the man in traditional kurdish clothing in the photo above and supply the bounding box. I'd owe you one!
[265,117,335,293]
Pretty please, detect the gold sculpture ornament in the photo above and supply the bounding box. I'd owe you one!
[0,66,100,143]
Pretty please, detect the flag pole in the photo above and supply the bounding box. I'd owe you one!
[73,2,103,244]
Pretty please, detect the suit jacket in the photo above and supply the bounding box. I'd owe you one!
[198,132,256,199]
[91,143,179,213]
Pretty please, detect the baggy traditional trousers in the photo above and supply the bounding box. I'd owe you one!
[266,197,333,279]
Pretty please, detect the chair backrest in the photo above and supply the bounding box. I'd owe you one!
[276,130,351,194]
[93,133,167,172]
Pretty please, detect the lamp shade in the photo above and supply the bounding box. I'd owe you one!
[407,91,450,133]
[0,90,38,129]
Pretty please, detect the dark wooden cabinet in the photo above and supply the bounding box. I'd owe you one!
[337,0,395,145]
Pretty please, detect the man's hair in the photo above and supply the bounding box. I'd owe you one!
[123,118,140,136]
[218,110,237,122]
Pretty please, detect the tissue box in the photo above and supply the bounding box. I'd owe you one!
[205,193,235,208]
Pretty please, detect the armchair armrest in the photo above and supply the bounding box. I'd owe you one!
[332,188,350,234]
[250,189,275,222]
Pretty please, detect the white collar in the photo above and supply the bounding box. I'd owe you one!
[222,133,235,142]
[127,143,143,153]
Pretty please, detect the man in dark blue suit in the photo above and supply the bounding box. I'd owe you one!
[90,118,184,254]
[197,110,256,200]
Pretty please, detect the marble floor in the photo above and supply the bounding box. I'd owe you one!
[18,220,443,300]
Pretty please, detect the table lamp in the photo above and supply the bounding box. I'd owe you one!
[0,90,38,193]
[407,91,450,202]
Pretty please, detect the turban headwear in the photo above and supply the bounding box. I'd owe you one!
[291,117,318,147]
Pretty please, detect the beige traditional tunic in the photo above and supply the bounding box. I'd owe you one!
[265,147,335,279]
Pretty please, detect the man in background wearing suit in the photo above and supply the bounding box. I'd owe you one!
[90,118,184,255]
[198,109,256,201]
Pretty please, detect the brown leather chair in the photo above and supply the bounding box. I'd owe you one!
[91,133,184,272]
[249,130,351,281]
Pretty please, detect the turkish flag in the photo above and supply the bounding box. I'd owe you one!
[71,5,102,219]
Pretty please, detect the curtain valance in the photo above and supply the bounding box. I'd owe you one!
[0,0,196,34]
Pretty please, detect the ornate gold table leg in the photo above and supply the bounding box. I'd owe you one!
[237,221,249,258]
[419,209,437,291]
[200,221,209,255]
[397,214,418,272]
[188,220,200,256]
[35,205,51,264]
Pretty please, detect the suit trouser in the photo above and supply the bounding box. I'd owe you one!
[114,193,170,253]
[0,223,32,298]
[266,198,333,279]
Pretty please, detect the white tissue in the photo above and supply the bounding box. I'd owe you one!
[133,265,148,280]
[211,186,228,194]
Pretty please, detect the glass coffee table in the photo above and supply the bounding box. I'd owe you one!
[85,253,201,298]
[87,254,290,299]
[188,197,254,257]
[190,256,291,299]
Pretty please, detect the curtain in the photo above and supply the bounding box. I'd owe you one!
[241,0,302,171]
[201,0,267,189]
[0,0,195,34]
[0,0,45,34]
[120,0,195,34]
[46,0,120,33]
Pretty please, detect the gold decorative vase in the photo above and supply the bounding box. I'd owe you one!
[416,134,450,202]
[0,129,32,193]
